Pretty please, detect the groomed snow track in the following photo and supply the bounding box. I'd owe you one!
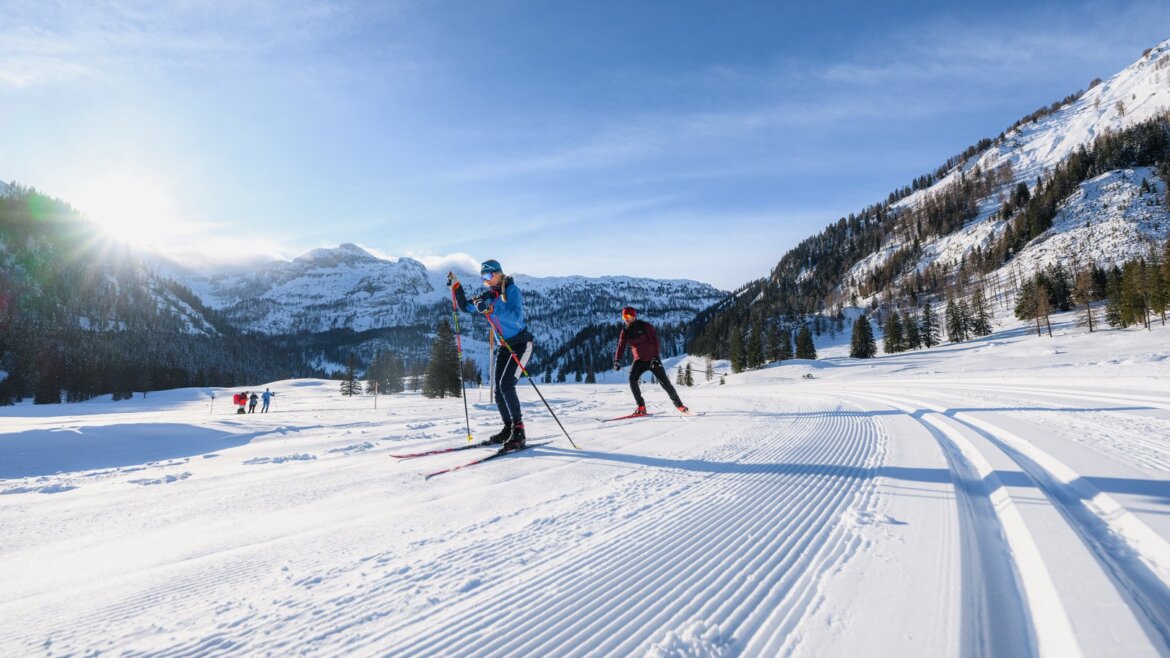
[3,377,1170,657]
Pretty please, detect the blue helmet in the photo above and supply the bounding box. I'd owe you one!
[480,259,503,275]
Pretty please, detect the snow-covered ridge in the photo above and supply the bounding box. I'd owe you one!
[172,244,727,338]
[895,39,1170,214]
[843,40,1170,305]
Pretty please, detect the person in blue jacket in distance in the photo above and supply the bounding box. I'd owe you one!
[448,259,534,450]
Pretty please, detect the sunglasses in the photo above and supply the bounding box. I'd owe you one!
[481,272,496,281]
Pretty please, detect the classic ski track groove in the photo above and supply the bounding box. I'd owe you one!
[907,383,1170,471]
[843,391,1077,658]
[370,396,884,657]
[853,388,1170,657]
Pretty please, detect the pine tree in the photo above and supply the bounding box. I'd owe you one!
[970,288,993,337]
[850,315,877,358]
[730,324,745,373]
[1145,252,1167,326]
[339,353,362,396]
[1073,268,1097,332]
[684,363,694,386]
[746,319,763,369]
[676,365,685,385]
[1122,260,1151,329]
[945,299,965,343]
[1105,266,1127,328]
[903,310,922,350]
[705,357,715,382]
[920,303,940,348]
[766,322,780,363]
[795,325,817,360]
[779,330,794,361]
[422,321,461,398]
[1015,277,1053,337]
[882,311,904,354]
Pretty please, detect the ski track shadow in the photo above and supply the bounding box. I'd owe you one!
[540,400,1170,508]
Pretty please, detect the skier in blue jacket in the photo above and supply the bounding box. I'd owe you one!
[448,259,534,449]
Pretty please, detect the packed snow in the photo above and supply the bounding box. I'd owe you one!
[3,313,1170,657]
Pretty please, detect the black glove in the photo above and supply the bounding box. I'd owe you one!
[613,361,620,371]
[650,358,662,369]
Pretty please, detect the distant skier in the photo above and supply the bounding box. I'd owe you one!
[233,392,247,414]
[261,388,274,413]
[248,392,259,413]
[613,306,688,415]
[447,259,533,450]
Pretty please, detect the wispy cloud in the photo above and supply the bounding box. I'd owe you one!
[816,9,1167,89]
[0,1,376,89]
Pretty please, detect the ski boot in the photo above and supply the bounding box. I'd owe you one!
[676,405,689,413]
[487,423,513,444]
[632,405,648,416]
[503,422,526,451]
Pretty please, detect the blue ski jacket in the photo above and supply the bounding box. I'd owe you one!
[454,276,530,343]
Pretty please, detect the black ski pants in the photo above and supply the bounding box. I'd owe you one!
[494,337,533,425]
[629,359,683,408]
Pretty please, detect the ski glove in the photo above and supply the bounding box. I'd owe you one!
[650,358,662,369]
[474,297,493,313]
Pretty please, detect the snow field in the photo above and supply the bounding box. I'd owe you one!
[2,313,1170,656]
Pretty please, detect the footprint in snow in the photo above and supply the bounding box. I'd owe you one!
[128,472,192,486]
[243,454,317,465]
[1,483,79,495]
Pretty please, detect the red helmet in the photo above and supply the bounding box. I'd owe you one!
[621,306,636,319]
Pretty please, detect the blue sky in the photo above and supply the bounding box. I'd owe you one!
[2,1,1167,289]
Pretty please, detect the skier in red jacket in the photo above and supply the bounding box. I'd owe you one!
[613,306,688,415]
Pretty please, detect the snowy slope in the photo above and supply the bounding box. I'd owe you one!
[895,40,1170,215]
[977,40,1170,188]
[3,314,1170,656]
[842,40,1170,306]
[1011,166,1169,276]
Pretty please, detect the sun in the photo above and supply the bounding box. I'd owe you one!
[72,172,186,250]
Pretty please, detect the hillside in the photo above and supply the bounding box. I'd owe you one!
[688,39,1170,359]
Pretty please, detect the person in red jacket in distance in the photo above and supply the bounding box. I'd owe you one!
[613,306,688,415]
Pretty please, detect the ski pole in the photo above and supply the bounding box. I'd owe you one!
[483,313,579,449]
[449,278,474,442]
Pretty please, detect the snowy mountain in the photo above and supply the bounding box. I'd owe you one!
[167,244,727,374]
[689,39,1170,356]
[0,180,11,197]
[872,39,1170,286]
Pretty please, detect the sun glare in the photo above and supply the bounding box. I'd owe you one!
[72,173,186,250]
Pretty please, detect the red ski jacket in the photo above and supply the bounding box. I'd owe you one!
[615,319,660,363]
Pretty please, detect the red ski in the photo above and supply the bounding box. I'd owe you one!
[600,412,654,422]
[424,442,551,479]
[389,440,495,460]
